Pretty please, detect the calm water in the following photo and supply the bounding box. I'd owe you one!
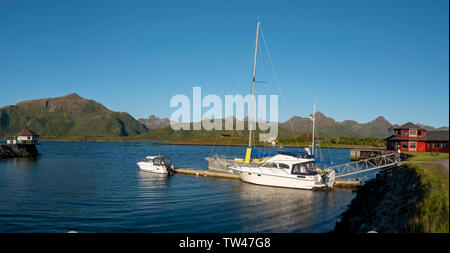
[0,142,355,233]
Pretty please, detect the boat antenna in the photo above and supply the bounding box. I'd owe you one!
[311,100,316,156]
[249,19,261,147]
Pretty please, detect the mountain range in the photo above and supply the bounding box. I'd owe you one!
[0,93,147,138]
[138,115,170,129]
[0,94,447,139]
[280,113,394,138]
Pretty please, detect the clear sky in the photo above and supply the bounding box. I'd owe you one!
[0,0,448,127]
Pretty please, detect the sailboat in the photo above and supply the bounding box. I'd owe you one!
[207,20,335,189]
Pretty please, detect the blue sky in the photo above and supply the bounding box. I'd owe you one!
[0,0,448,127]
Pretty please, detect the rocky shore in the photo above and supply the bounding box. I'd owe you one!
[333,165,423,233]
[0,144,40,158]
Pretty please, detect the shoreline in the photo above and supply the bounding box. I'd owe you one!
[0,144,40,158]
[0,139,387,150]
[153,142,387,150]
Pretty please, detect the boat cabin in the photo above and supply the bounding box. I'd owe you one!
[143,156,172,166]
[260,154,318,175]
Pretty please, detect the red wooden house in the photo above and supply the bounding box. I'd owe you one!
[386,122,449,153]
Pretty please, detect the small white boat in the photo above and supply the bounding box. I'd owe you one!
[231,152,335,190]
[137,156,175,175]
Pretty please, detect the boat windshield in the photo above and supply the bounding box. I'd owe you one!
[291,162,317,175]
[278,163,290,169]
[144,158,153,162]
[153,157,172,165]
[262,162,278,168]
[163,157,172,165]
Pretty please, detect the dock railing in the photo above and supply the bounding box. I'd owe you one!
[327,152,401,178]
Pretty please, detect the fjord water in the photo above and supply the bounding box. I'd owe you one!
[0,142,355,233]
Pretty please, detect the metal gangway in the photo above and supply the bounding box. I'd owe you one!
[326,152,401,179]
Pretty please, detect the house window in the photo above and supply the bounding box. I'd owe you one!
[417,130,422,136]
[409,130,417,136]
[442,143,448,149]
[409,142,416,149]
[402,130,408,136]
[395,130,400,136]
[433,143,440,148]
[402,142,408,149]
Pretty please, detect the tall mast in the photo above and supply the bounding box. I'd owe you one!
[249,20,261,147]
[311,101,316,156]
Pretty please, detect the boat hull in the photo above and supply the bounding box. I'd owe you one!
[234,169,325,190]
[137,162,169,174]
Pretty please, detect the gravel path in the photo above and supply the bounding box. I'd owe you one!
[436,159,449,176]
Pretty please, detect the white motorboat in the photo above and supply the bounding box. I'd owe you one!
[137,156,175,175]
[231,151,336,190]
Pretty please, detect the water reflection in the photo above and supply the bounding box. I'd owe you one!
[137,171,170,188]
[233,182,353,232]
[1,157,40,168]
[137,171,171,201]
[233,183,320,232]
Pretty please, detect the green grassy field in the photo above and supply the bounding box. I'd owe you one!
[404,151,449,161]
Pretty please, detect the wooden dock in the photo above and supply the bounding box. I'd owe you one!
[175,168,240,179]
[174,168,360,188]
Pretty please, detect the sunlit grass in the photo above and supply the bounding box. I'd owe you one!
[404,151,449,162]
[405,164,449,233]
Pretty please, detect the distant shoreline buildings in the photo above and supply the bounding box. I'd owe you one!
[386,122,449,153]
[6,127,41,145]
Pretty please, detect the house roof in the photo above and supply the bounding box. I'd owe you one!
[13,127,39,137]
[426,131,449,141]
[394,122,424,130]
[386,131,449,142]
[385,135,418,141]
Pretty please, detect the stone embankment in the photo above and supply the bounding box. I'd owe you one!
[0,144,40,158]
[333,165,423,233]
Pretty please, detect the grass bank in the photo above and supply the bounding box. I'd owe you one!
[402,151,449,233]
[405,163,449,233]
[334,150,449,233]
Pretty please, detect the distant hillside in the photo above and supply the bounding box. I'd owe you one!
[0,93,148,138]
[134,112,448,140]
[280,112,394,138]
[138,115,170,129]
[416,123,449,131]
[128,113,392,142]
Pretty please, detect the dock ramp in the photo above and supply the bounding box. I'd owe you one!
[327,152,401,179]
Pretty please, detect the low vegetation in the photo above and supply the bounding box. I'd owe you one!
[405,163,449,233]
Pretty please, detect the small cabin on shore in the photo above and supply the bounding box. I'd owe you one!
[386,122,449,153]
[7,127,41,145]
